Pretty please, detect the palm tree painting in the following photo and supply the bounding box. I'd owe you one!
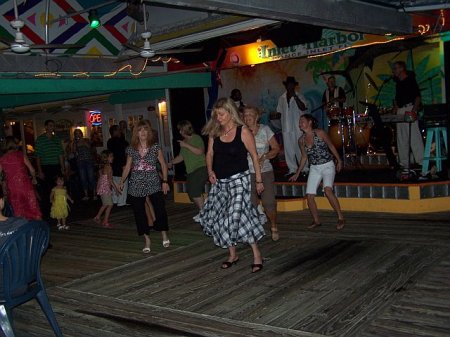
[369,43,443,108]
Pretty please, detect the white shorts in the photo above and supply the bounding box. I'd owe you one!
[306,160,336,195]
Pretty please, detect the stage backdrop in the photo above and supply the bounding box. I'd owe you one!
[218,38,444,128]
[219,50,354,129]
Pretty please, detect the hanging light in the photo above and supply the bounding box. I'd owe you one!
[88,9,101,29]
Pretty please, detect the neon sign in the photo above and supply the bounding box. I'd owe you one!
[89,110,102,126]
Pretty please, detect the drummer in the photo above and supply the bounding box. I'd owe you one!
[322,76,346,122]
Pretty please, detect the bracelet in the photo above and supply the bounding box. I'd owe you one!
[162,180,168,183]
[256,181,263,184]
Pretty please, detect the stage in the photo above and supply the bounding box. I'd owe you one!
[173,154,450,214]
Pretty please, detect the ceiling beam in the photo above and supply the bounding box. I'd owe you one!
[0,72,211,95]
[148,0,412,35]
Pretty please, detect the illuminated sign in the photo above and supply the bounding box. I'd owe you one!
[89,110,102,126]
[221,29,404,69]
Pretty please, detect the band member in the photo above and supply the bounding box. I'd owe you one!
[322,76,346,109]
[230,88,246,120]
[276,76,309,175]
[230,88,245,110]
[392,61,424,169]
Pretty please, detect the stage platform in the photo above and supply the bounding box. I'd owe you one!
[174,159,450,214]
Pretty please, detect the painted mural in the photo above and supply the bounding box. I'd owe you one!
[219,50,354,129]
[0,0,133,56]
[219,37,444,129]
[365,41,444,108]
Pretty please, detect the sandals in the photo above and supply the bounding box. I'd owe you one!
[221,258,239,269]
[337,219,346,230]
[270,227,280,241]
[162,240,170,248]
[142,247,151,254]
[251,263,263,273]
[102,222,113,228]
[308,222,322,229]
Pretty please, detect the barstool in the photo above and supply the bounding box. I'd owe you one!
[422,124,448,174]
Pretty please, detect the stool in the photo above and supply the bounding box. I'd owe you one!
[422,126,448,174]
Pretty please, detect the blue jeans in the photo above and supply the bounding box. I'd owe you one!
[77,160,96,193]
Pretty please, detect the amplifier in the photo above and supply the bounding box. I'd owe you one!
[423,104,448,124]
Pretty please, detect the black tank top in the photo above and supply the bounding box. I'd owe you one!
[213,126,249,179]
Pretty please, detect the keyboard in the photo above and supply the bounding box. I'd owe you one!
[380,114,407,123]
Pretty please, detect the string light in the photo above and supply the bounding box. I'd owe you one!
[73,72,90,77]
[418,24,430,35]
[307,36,405,59]
[34,72,61,78]
[104,58,149,77]
[440,9,445,27]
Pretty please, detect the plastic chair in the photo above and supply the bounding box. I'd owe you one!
[0,221,63,337]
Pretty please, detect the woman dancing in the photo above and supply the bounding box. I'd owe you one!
[200,97,266,273]
[289,114,345,229]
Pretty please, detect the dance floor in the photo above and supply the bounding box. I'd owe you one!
[11,199,450,337]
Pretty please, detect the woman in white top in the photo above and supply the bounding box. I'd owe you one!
[243,106,281,241]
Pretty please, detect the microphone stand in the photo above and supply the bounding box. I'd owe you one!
[364,77,399,169]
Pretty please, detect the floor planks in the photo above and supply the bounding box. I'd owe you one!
[5,199,450,337]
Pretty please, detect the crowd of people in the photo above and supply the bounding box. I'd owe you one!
[0,86,351,273]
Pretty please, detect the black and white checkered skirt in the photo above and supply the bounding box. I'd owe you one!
[199,170,266,248]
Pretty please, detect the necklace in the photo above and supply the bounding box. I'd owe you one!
[223,126,235,136]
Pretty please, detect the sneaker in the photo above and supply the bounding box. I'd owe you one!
[193,214,201,223]
[63,225,70,230]
[57,224,63,230]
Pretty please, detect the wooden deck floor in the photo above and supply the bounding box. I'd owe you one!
[7,200,450,337]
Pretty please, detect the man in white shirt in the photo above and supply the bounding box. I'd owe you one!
[276,76,309,175]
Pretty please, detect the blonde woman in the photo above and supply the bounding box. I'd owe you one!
[200,98,266,273]
[119,120,170,253]
[243,106,280,241]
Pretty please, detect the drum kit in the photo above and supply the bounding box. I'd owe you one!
[326,102,394,159]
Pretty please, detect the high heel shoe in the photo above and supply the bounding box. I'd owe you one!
[221,258,239,269]
[251,263,263,273]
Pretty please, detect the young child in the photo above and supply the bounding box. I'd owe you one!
[50,174,74,230]
[94,150,119,228]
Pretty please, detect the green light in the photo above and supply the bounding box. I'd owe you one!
[88,10,101,29]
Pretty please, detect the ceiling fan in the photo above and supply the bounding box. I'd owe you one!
[116,2,202,62]
[0,0,84,54]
